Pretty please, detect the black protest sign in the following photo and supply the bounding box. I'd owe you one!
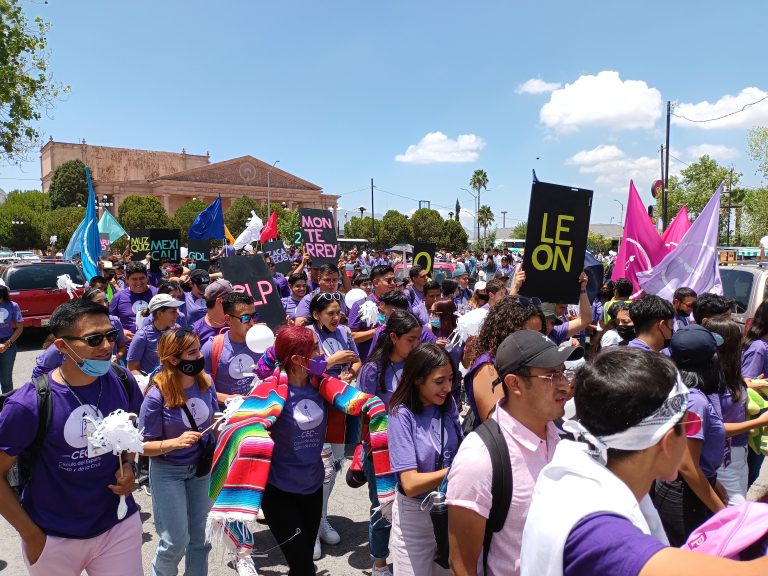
[262,240,292,275]
[187,239,211,271]
[148,229,181,272]
[300,208,338,266]
[219,254,286,329]
[412,243,436,275]
[99,233,110,257]
[519,181,593,304]
[130,229,150,261]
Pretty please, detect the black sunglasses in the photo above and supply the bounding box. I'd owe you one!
[174,327,195,339]
[62,328,120,347]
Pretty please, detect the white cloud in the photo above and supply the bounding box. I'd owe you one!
[394,132,485,164]
[516,78,562,94]
[540,71,662,132]
[567,144,625,165]
[686,144,740,161]
[672,87,768,129]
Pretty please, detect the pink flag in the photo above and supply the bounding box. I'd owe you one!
[611,180,667,297]
[661,205,691,250]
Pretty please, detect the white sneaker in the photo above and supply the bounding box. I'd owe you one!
[371,563,392,576]
[313,533,322,560]
[235,556,260,576]
[318,517,341,545]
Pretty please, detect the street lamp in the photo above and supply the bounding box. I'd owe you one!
[614,199,624,228]
[11,220,24,225]
[358,205,366,219]
[501,210,508,228]
[267,160,280,212]
[99,194,114,215]
[448,211,454,220]
[460,187,478,243]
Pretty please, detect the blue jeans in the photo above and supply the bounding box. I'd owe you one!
[0,339,17,393]
[149,459,212,576]
[364,451,391,562]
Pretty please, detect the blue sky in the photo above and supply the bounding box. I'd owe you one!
[2,0,767,239]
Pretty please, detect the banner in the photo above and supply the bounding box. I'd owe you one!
[129,229,150,261]
[148,228,181,272]
[412,243,436,274]
[187,239,211,271]
[262,240,292,275]
[99,233,110,257]
[219,254,286,329]
[519,180,593,304]
[188,195,225,240]
[299,208,338,266]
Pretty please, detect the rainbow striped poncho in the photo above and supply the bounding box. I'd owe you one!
[206,367,396,549]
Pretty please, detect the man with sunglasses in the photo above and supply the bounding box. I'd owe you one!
[447,330,583,576]
[202,291,261,407]
[109,261,158,343]
[0,299,144,575]
[294,263,351,326]
[348,265,398,360]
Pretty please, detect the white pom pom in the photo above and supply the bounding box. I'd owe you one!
[456,307,488,343]
[359,300,380,328]
[87,409,144,455]
[344,288,367,309]
[58,274,83,300]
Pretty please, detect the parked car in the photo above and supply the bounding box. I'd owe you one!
[0,261,85,327]
[345,263,371,278]
[14,251,41,261]
[394,262,456,286]
[719,263,768,332]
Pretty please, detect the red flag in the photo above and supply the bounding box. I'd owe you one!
[661,205,691,250]
[611,180,667,297]
[260,211,278,243]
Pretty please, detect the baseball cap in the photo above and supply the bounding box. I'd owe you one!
[474,281,487,292]
[204,279,234,300]
[148,293,184,313]
[495,330,584,378]
[669,324,724,368]
[540,303,564,326]
[452,267,468,278]
[189,269,210,288]
[101,260,113,270]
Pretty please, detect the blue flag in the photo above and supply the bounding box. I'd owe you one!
[63,219,85,260]
[189,195,225,240]
[98,210,127,242]
[80,167,101,281]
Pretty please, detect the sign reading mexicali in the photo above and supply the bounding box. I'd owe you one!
[148,228,181,272]
[519,180,593,304]
[299,208,338,266]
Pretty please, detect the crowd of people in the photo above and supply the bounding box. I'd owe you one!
[2,241,768,576]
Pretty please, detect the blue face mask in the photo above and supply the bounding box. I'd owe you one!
[429,316,441,330]
[188,263,196,270]
[64,343,112,377]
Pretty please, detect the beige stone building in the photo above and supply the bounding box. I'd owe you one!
[40,140,339,221]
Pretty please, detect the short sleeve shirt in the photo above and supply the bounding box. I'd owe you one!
[0,300,23,339]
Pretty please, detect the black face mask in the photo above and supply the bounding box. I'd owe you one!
[476,292,489,303]
[598,289,613,300]
[177,357,205,376]
[616,325,635,341]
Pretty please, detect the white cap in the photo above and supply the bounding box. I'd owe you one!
[148,293,184,313]
[474,281,487,291]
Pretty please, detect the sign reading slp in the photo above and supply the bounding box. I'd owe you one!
[299,208,338,266]
[519,180,593,304]
[219,254,286,329]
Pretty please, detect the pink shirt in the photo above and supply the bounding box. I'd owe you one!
[446,401,559,576]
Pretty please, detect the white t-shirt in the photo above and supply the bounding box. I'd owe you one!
[760,236,768,248]
[600,329,622,348]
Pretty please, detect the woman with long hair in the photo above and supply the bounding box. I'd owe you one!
[0,281,22,393]
[389,344,462,576]
[139,328,219,576]
[740,300,768,485]
[592,301,633,354]
[431,279,458,339]
[358,310,422,575]
[127,294,184,376]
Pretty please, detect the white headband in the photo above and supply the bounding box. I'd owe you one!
[563,375,689,465]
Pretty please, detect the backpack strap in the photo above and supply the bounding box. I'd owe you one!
[475,417,512,575]
[29,375,53,460]
[209,334,226,383]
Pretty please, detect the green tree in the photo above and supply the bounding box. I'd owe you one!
[0,189,50,249]
[511,222,527,239]
[741,187,768,246]
[117,195,171,232]
[748,126,768,182]
[377,210,413,248]
[48,159,88,209]
[454,198,461,222]
[344,216,373,242]
[172,199,208,244]
[224,196,261,237]
[587,230,612,254]
[477,204,495,249]
[410,208,444,245]
[469,169,489,239]
[277,208,301,247]
[0,0,69,162]
[440,219,469,253]
[45,206,85,249]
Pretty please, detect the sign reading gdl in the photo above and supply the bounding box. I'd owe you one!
[519,180,593,304]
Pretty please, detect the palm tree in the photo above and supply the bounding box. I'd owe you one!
[477,205,494,249]
[469,169,489,242]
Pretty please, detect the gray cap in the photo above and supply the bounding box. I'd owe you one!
[495,330,583,378]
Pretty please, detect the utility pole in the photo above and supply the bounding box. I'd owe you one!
[663,101,671,230]
[371,178,375,241]
[501,210,507,228]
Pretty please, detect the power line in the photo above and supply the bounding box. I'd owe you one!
[671,94,768,123]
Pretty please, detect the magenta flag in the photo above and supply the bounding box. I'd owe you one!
[661,205,692,250]
[611,180,667,297]
[637,184,723,300]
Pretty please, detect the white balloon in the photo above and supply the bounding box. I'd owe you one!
[246,324,276,353]
[180,247,189,258]
[344,288,368,309]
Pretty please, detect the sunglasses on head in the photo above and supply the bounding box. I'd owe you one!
[317,292,342,302]
[173,327,195,339]
[62,328,120,347]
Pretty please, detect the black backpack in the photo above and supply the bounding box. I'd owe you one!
[1,364,132,495]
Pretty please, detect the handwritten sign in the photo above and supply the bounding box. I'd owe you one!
[299,208,338,266]
[262,240,292,275]
[412,243,436,275]
[219,254,286,329]
[519,180,593,304]
[100,233,110,257]
[187,239,211,271]
[148,229,181,272]
[129,229,150,261]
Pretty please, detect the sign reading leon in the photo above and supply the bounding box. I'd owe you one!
[219,254,286,329]
[519,180,593,304]
[299,208,338,266]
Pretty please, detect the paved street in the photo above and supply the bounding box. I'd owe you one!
[0,329,377,575]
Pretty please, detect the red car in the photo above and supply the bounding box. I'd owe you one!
[0,261,86,328]
[394,262,456,285]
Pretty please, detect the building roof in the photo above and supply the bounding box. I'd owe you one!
[589,223,623,239]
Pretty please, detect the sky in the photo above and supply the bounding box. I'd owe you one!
[2,0,767,240]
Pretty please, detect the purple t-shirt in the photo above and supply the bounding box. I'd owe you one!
[742,339,768,378]
[389,400,461,497]
[720,386,748,448]
[142,310,187,329]
[127,324,176,374]
[139,380,219,466]
[358,359,405,409]
[408,288,429,325]
[549,322,570,345]
[368,324,436,360]
[688,388,725,478]
[464,353,494,423]
[282,296,302,320]
[563,513,665,576]
[0,300,22,339]
[273,273,290,299]
[348,294,381,360]
[0,370,142,539]
[627,338,654,352]
[268,384,328,494]
[184,291,208,326]
[108,286,157,333]
[201,334,262,398]
[192,316,222,348]
[311,324,359,378]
